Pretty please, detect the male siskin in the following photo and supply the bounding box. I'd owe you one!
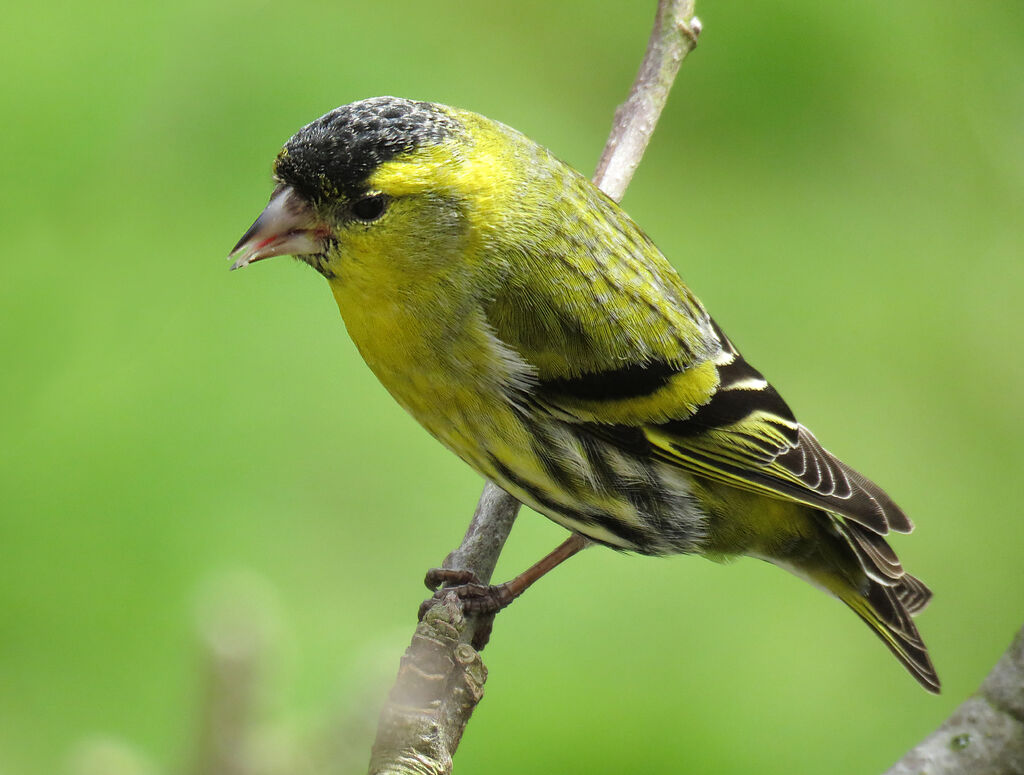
[230,97,939,693]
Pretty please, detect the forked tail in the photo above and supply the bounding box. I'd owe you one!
[836,572,940,694]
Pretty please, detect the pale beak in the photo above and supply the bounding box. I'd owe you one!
[228,187,327,270]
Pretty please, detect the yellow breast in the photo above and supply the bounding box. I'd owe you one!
[328,269,533,476]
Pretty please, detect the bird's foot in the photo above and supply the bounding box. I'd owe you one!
[419,568,514,650]
[418,535,588,649]
[420,568,516,618]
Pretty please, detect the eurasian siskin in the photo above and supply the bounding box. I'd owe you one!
[230,97,939,693]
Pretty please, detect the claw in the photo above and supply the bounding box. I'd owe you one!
[417,587,499,650]
[424,567,480,591]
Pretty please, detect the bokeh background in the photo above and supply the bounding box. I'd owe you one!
[3,1,1022,773]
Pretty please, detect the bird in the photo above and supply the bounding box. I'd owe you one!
[229,96,940,693]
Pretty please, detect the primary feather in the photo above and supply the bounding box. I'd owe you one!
[231,97,939,692]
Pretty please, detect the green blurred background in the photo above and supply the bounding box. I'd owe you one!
[2,0,1022,772]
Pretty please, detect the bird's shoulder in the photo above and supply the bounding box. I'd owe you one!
[482,187,721,384]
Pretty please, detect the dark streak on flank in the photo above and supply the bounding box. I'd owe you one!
[579,422,652,457]
[578,430,663,535]
[585,511,651,553]
[576,432,620,494]
[488,456,646,551]
[528,426,579,494]
[489,457,589,526]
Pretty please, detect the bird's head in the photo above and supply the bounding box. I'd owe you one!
[229,96,537,283]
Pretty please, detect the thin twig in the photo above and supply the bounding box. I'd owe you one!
[438,481,521,649]
[367,2,701,773]
[595,0,701,201]
[368,597,487,775]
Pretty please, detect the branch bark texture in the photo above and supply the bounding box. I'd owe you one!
[883,623,1024,775]
[368,598,487,775]
[366,2,701,772]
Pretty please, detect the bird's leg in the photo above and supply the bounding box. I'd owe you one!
[421,532,590,619]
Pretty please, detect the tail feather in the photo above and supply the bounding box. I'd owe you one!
[830,519,938,690]
[836,520,904,583]
[894,573,933,616]
[787,513,940,693]
[863,575,925,647]
[839,578,941,694]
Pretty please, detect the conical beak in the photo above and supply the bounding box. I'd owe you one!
[228,187,327,270]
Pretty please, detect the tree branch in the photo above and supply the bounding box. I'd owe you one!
[594,0,701,202]
[883,623,1024,775]
[366,2,701,773]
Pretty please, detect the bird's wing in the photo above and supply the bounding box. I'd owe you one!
[482,195,910,536]
[488,263,911,536]
[635,323,912,535]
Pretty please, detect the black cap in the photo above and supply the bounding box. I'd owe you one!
[273,97,459,202]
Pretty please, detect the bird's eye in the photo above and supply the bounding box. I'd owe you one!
[351,194,389,222]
